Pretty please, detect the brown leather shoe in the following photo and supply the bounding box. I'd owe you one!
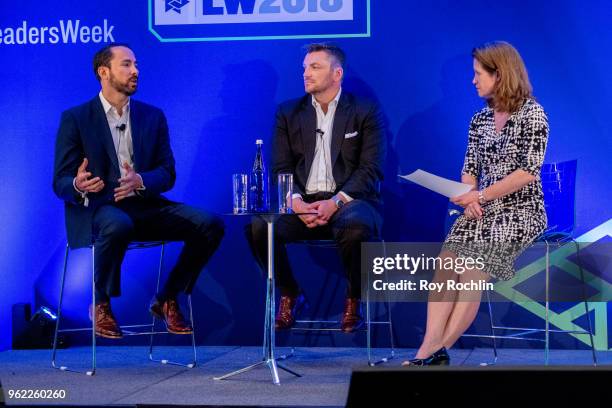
[340,297,364,333]
[275,293,305,330]
[150,297,193,335]
[89,302,123,339]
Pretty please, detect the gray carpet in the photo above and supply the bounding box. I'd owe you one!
[0,346,607,406]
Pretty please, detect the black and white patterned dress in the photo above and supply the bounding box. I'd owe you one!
[444,98,549,280]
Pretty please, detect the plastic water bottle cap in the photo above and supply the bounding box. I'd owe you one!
[256,139,263,145]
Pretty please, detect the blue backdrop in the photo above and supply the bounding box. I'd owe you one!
[1,0,610,352]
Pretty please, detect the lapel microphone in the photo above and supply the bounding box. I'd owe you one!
[115,123,127,160]
[315,128,330,191]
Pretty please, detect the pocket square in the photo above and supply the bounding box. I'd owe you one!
[344,131,358,139]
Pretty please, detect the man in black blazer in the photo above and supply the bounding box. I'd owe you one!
[53,44,224,338]
[246,44,386,333]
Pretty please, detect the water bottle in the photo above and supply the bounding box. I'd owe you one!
[249,139,269,212]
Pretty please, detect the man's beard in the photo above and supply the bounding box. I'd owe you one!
[109,72,138,96]
[305,76,334,95]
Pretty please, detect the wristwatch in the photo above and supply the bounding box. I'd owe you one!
[333,196,345,209]
[478,190,487,205]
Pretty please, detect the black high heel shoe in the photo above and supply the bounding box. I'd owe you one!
[402,347,450,366]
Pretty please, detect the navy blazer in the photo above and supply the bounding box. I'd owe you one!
[272,92,386,203]
[53,96,176,248]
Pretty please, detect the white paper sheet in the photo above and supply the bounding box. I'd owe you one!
[398,169,473,198]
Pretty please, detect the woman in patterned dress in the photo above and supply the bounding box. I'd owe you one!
[403,41,549,366]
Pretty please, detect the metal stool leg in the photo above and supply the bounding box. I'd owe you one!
[581,293,597,366]
[90,245,97,375]
[51,244,96,376]
[366,271,371,363]
[51,243,69,372]
[383,242,396,363]
[487,291,498,364]
[386,292,395,359]
[582,295,597,366]
[480,290,498,366]
[573,239,597,366]
[149,243,197,368]
[367,240,395,366]
[366,285,396,366]
[544,240,550,366]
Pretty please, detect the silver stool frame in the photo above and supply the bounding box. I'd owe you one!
[462,236,597,366]
[289,239,395,366]
[51,241,197,376]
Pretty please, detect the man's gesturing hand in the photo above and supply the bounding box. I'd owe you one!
[114,162,143,202]
[75,158,105,193]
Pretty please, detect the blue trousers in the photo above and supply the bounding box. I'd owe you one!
[92,197,224,300]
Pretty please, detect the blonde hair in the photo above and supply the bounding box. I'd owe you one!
[472,41,533,113]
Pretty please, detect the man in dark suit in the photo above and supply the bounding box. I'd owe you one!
[246,44,386,333]
[53,43,224,339]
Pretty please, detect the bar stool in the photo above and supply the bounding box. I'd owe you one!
[460,160,597,365]
[461,234,597,365]
[51,241,197,375]
[288,239,395,366]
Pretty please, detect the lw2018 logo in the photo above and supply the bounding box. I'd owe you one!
[166,0,191,14]
[149,0,370,42]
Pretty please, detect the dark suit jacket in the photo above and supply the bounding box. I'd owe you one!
[272,92,385,203]
[53,96,176,248]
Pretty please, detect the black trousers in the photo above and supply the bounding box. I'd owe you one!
[92,197,224,300]
[245,194,383,299]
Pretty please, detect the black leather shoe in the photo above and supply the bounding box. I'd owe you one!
[402,347,450,366]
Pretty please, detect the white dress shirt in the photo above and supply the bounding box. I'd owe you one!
[305,89,340,195]
[300,89,352,202]
[98,92,137,198]
[99,92,133,175]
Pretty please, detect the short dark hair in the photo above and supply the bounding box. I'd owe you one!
[304,43,345,68]
[93,43,132,81]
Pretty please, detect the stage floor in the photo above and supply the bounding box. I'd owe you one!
[0,346,607,407]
